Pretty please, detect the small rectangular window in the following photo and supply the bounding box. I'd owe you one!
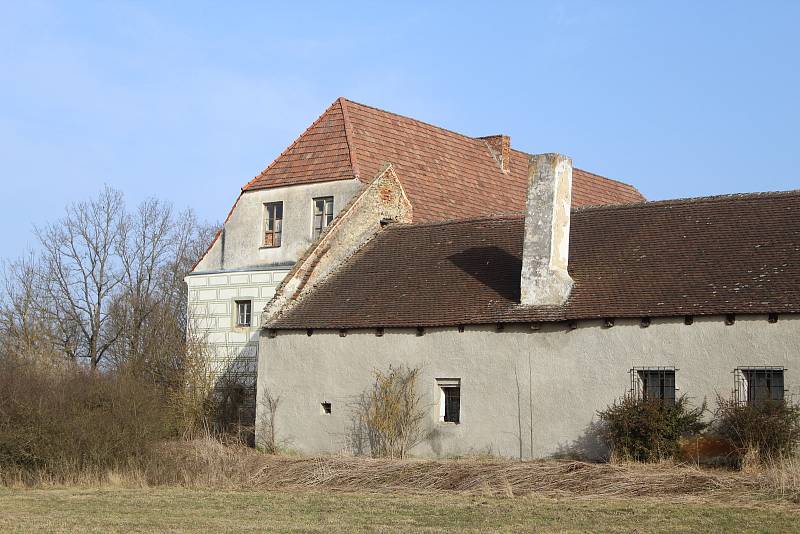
[312,196,334,239]
[437,378,460,424]
[264,202,283,247]
[321,402,332,414]
[235,300,252,327]
[631,368,676,405]
[736,367,785,406]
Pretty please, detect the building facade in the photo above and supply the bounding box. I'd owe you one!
[257,153,800,458]
[259,317,799,458]
[186,98,643,414]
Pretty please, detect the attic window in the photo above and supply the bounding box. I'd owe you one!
[263,201,283,247]
[437,378,460,424]
[312,197,334,239]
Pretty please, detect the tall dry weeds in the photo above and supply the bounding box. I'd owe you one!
[351,365,427,459]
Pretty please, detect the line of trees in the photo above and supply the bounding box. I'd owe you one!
[0,186,227,475]
[0,186,216,380]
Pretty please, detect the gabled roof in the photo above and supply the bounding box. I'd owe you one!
[244,98,645,222]
[266,190,800,329]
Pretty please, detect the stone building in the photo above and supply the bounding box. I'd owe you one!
[186,98,643,414]
[257,152,799,458]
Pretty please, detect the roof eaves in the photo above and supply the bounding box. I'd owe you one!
[571,188,800,214]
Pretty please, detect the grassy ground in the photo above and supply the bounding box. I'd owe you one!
[0,487,798,533]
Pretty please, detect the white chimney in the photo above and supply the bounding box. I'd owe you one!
[520,153,574,306]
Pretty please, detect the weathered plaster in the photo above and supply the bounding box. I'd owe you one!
[193,179,364,274]
[256,315,800,458]
[520,153,574,306]
[262,164,412,325]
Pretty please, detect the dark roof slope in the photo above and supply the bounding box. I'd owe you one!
[267,190,800,329]
[245,98,645,221]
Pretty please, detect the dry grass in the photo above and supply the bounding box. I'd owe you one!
[249,456,737,498]
[3,438,798,505]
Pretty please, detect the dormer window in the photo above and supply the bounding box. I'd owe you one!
[312,197,334,240]
[263,202,283,247]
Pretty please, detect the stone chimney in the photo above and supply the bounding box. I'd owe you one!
[520,153,574,306]
[480,135,511,173]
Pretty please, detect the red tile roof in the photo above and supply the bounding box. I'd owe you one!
[267,190,800,329]
[244,98,644,222]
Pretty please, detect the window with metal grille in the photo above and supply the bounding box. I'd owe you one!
[630,367,676,405]
[263,202,283,247]
[235,300,252,327]
[436,378,460,424]
[312,196,334,239]
[735,367,785,406]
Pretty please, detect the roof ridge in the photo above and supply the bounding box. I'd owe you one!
[242,99,355,191]
[375,189,800,230]
[573,166,643,192]
[337,97,362,182]
[572,188,800,214]
[343,100,642,199]
[343,97,490,146]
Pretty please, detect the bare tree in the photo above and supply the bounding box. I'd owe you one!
[6,185,217,375]
[0,254,58,360]
[35,186,125,369]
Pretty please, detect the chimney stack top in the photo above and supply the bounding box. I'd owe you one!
[479,135,511,173]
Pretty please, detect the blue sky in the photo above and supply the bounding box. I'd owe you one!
[2,1,798,260]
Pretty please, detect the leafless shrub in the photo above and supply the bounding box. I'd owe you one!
[0,352,171,476]
[713,395,800,464]
[597,395,707,462]
[257,391,282,454]
[166,330,218,439]
[351,365,427,459]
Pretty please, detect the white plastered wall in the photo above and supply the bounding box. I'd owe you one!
[257,315,800,458]
[187,179,365,391]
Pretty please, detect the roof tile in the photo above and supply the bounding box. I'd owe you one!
[245,98,644,220]
[268,191,800,328]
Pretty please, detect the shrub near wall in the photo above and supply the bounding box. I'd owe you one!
[597,396,707,462]
[714,396,800,463]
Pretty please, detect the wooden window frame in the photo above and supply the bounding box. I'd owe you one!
[312,196,334,240]
[263,201,283,248]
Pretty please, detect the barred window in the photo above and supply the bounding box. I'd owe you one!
[235,300,252,327]
[437,378,460,424]
[735,367,785,406]
[312,197,334,239]
[631,367,676,405]
[263,202,283,247]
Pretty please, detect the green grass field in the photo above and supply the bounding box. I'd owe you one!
[0,487,798,533]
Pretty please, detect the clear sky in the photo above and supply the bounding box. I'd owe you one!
[2,1,798,261]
